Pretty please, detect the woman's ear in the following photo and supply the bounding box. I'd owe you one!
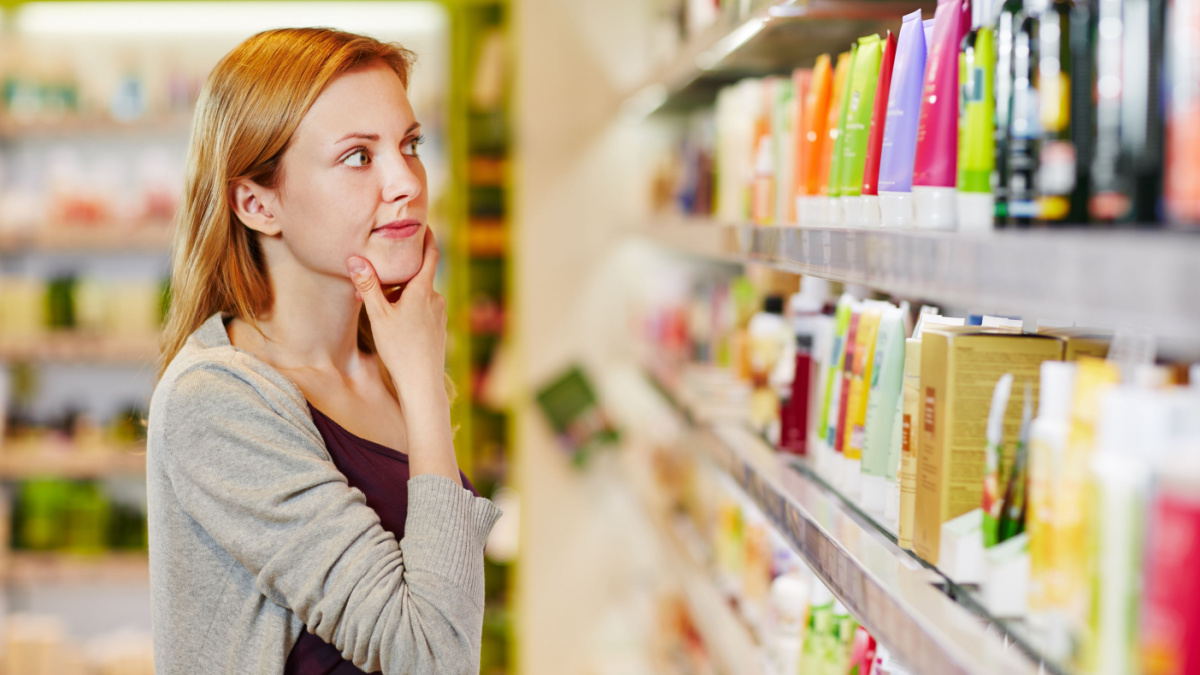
[229,178,282,236]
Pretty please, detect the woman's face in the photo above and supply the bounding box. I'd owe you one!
[268,60,429,286]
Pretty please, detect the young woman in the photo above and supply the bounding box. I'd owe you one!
[148,28,500,675]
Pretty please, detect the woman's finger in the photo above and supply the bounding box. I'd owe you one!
[408,226,440,290]
[347,256,390,318]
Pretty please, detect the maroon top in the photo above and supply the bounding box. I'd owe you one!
[284,403,477,675]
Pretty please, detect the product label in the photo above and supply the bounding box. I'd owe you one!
[923,387,935,434]
[903,414,913,454]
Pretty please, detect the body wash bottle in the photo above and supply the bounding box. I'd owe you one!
[1034,0,1090,224]
[1026,361,1076,659]
[958,0,998,230]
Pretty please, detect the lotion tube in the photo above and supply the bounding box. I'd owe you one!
[861,31,898,228]
[861,307,906,516]
[912,0,968,230]
[878,12,932,227]
[840,35,885,228]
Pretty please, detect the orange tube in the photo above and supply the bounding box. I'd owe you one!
[799,56,833,197]
[817,52,853,196]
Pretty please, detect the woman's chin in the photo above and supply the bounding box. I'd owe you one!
[374,264,421,287]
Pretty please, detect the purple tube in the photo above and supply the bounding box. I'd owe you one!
[912,0,966,190]
[877,10,929,194]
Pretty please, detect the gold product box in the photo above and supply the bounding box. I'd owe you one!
[913,327,1063,564]
[1036,327,1112,361]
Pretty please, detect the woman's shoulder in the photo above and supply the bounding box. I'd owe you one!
[152,313,311,433]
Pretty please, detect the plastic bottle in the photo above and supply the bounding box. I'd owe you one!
[1026,361,1075,658]
[1035,0,1090,224]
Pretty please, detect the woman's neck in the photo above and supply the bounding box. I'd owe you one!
[235,252,366,377]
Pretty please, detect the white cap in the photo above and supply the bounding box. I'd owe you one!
[790,277,831,314]
[809,580,835,607]
[811,196,831,226]
[879,191,914,228]
[861,195,881,228]
[1099,387,1142,456]
[1039,361,1077,420]
[843,196,866,227]
[957,191,996,232]
[829,197,846,227]
[912,185,958,230]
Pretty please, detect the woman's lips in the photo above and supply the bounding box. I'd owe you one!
[373,220,421,239]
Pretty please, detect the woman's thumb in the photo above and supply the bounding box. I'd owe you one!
[347,256,387,315]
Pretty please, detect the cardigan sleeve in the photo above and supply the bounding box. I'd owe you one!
[158,359,501,675]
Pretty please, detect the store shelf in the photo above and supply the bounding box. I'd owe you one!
[2,552,149,585]
[0,112,192,139]
[646,363,1044,675]
[0,443,145,479]
[625,0,932,116]
[645,221,1200,355]
[0,333,159,364]
[0,224,173,253]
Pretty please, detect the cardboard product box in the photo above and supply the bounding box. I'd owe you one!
[913,327,1064,565]
[1037,327,1112,361]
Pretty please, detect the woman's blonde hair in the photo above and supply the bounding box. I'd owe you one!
[159,28,415,381]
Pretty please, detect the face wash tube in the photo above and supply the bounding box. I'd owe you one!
[840,35,885,228]
[912,0,968,230]
[815,51,854,226]
[878,11,930,227]
[826,43,858,227]
[861,31,898,228]
[861,307,906,516]
[798,55,834,225]
[957,0,997,231]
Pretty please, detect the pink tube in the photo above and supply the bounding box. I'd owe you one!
[912,0,967,189]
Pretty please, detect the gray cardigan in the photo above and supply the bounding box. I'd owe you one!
[147,312,501,674]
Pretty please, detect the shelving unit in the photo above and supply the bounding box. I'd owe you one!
[2,552,149,586]
[0,333,159,364]
[0,443,145,479]
[646,364,1042,675]
[625,0,932,116]
[0,225,173,253]
[646,221,1200,355]
[0,113,192,139]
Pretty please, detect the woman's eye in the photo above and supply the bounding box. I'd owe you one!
[343,149,371,167]
[403,134,426,157]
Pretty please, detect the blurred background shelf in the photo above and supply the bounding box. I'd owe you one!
[625,0,932,116]
[645,221,1200,356]
[2,552,149,586]
[0,444,145,479]
[0,334,159,364]
[0,113,193,139]
[0,225,173,253]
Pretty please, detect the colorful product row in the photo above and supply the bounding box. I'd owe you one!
[643,268,1200,675]
[694,0,1200,229]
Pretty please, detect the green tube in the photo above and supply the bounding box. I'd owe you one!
[827,42,859,199]
[957,22,996,228]
[840,35,884,198]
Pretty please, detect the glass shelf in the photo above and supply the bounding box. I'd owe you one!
[646,362,1059,675]
[643,221,1200,357]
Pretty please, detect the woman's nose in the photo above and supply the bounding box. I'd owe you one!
[381,151,423,204]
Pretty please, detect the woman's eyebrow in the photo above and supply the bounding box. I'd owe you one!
[334,123,421,146]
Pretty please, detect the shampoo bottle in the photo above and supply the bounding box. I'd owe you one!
[958,0,998,230]
[1026,361,1076,659]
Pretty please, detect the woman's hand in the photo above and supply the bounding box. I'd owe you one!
[347,227,460,484]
